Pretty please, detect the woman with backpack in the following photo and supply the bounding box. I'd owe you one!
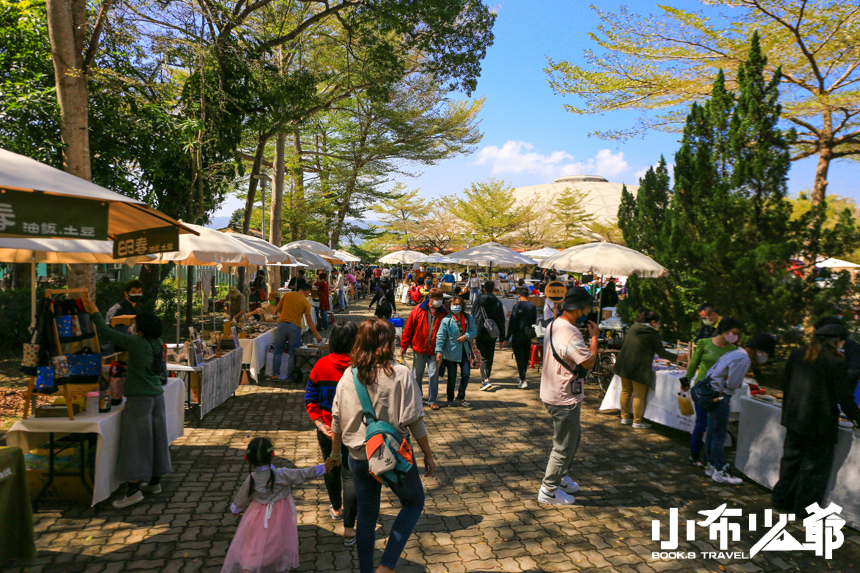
[330,318,436,573]
[368,278,396,320]
[508,286,538,389]
[435,295,477,407]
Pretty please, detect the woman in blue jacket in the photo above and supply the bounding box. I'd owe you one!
[436,296,477,408]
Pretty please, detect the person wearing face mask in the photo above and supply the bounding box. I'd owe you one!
[537,287,599,505]
[368,279,396,320]
[695,303,722,341]
[696,333,776,484]
[680,317,742,468]
[612,310,678,429]
[106,279,146,327]
[435,296,477,407]
[400,289,448,410]
[772,324,860,516]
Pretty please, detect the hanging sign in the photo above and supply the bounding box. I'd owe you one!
[113,225,179,258]
[0,188,109,240]
[545,281,567,302]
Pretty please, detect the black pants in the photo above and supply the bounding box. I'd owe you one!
[772,429,836,516]
[511,340,531,381]
[317,429,358,528]
[444,348,470,401]
[476,336,496,380]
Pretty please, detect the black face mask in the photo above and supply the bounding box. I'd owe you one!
[128,294,143,303]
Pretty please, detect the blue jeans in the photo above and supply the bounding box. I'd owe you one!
[412,352,439,404]
[271,322,302,379]
[705,397,731,470]
[349,456,424,573]
[444,347,470,401]
[469,287,481,305]
[690,402,709,461]
[317,307,330,330]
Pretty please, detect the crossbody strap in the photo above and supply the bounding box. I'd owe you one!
[548,320,578,376]
[352,367,379,423]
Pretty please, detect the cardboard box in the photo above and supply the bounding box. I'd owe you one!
[528,296,545,307]
[109,315,135,327]
[440,283,453,293]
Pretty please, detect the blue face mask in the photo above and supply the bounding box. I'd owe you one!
[575,313,588,326]
[450,305,462,313]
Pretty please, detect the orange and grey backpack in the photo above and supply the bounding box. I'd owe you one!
[352,367,415,488]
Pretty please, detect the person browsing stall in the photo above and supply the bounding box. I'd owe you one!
[695,303,722,341]
[105,279,145,325]
[268,280,323,382]
[82,292,170,509]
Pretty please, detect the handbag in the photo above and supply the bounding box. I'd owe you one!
[690,376,723,412]
[547,320,585,395]
[66,347,103,383]
[35,366,57,393]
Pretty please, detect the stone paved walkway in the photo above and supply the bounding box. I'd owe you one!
[7,306,860,572]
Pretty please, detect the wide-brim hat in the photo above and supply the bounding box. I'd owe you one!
[815,324,847,339]
[562,286,594,312]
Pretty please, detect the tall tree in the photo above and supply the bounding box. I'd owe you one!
[449,179,531,244]
[545,0,860,205]
[372,185,433,250]
[552,187,596,247]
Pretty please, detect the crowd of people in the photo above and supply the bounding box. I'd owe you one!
[90,266,860,573]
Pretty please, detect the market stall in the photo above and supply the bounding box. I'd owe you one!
[734,396,860,529]
[238,327,277,382]
[6,377,185,506]
[167,348,243,419]
[599,367,753,433]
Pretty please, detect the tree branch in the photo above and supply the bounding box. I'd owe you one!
[82,0,114,72]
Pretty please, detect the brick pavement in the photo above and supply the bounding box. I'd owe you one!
[6,304,860,572]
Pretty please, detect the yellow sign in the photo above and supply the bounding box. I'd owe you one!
[544,281,567,302]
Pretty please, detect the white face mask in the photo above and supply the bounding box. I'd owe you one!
[724,332,739,344]
[450,305,462,313]
[756,351,768,364]
[702,318,713,326]
[431,299,443,308]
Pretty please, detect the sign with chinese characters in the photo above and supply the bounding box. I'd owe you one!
[112,225,179,258]
[652,502,847,561]
[544,280,567,302]
[0,188,109,240]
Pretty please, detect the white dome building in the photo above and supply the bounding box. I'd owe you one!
[513,175,636,222]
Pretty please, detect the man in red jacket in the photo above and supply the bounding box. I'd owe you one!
[400,288,448,410]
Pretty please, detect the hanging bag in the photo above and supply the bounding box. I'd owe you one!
[690,376,723,412]
[475,304,500,339]
[352,367,415,488]
[547,320,586,395]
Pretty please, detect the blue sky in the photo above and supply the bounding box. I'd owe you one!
[212,0,860,223]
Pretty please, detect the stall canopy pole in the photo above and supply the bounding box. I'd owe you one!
[176,265,182,343]
[30,255,36,328]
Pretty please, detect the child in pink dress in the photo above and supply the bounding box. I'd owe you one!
[222,437,334,573]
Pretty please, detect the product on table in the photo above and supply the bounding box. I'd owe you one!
[85,391,99,416]
[98,376,112,413]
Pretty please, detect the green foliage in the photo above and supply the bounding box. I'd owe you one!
[618,34,860,340]
[449,178,532,243]
[552,187,596,247]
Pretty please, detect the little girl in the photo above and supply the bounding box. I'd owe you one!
[222,437,334,573]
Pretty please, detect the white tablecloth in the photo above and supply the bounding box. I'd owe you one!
[6,377,185,506]
[734,397,860,529]
[238,328,276,381]
[599,371,752,433]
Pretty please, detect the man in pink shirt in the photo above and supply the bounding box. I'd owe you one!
[538,286,599,506]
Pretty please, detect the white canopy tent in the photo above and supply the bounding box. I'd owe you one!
[539,242,666,278]
[379,250,426,264]
[447,242,537,267]
[521,247,560,261]
[282,247,332,271]
[0,148,196,240]
[334,249,361,263]
[282,240,336,257]
[816,257,860,270]
[415,253,459,264]
[224,233,295,265]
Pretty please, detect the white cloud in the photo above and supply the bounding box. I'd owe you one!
[475,140,631,180]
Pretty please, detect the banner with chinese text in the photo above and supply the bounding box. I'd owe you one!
[0,188,109,240]
[113,226,179,258]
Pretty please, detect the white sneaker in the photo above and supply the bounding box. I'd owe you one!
[139,483,162,495]
[518,379,528,389]
[632,422,652,429]
[559,476,579,495]
[712,470,743,485]
[704,463,716,477]
[479,380,494,391]
[538,487,575,505]
[112,490,144,508]
[620,417,633,425]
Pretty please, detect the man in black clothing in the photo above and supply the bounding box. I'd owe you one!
[813,315,860,385]
[694,303,722,341]
[509,286,538,389]
[106,279,145,325]
[287,269,307,290]
[473,280,506,390]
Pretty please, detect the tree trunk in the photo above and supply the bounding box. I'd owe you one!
[268,132,286,291]
[290,130,304,240]
[240,134,270,298]
[811,110,833,206]
[46,0,96,296]
[329,173,356,248]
